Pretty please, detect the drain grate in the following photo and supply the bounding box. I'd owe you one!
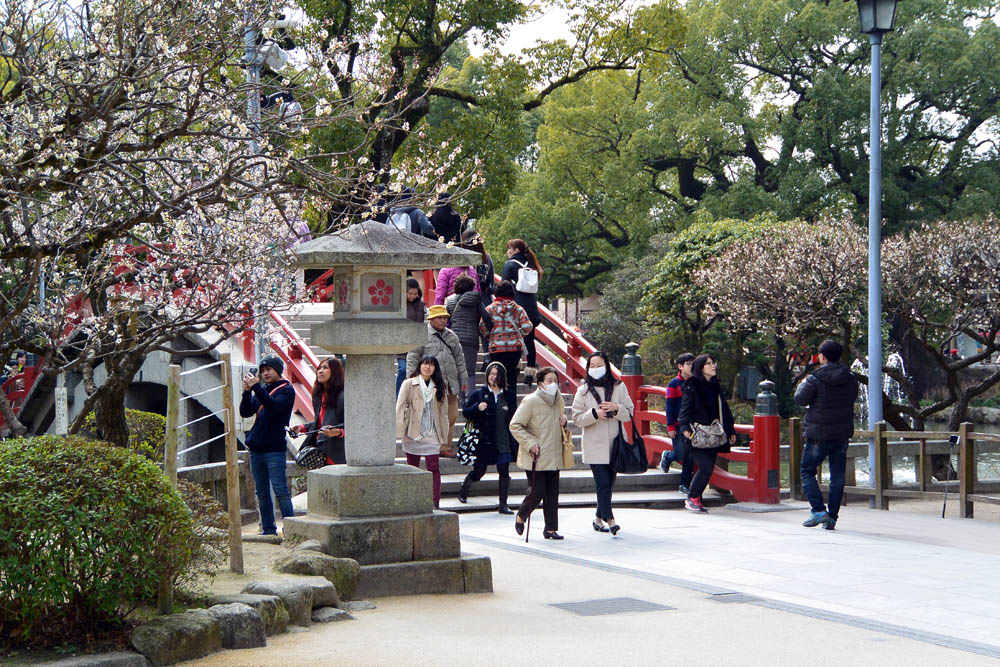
[550,597,675,616]
[708,592,763,604]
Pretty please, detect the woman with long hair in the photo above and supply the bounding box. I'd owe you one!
[572,351,634,535]
[501,238,543,383]
[481,280,533,389]
[293,357,346,464]
[396,355,450,507]
[511,366,568,539]
[459,361,519,514]
[677,354,737,514]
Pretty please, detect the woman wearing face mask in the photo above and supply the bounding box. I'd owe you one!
[677,354,737,514]
[396,355,449,508]
[572,351,634,535]
[397,278,426,398]
[458,361,518,514]
[510,367,568,539]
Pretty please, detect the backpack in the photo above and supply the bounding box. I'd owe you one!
[388,210,416,233]
[475,263,493,295]
[511,259,538,294]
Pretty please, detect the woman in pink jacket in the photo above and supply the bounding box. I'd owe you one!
[434,266,480,305]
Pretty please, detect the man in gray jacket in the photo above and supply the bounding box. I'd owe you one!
[407,304,467,455]
[794,340,859,531]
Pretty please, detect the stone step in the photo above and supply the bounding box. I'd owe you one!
[442,489,727,514]
[355,554,492,598]
[430,468,677,496]
[395,449,601,474]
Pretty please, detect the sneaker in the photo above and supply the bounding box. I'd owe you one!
[659,452,673,473]
[678,484,690,496]
[823,518,837,531]
[802,511,831,528]
[685,497,708,513]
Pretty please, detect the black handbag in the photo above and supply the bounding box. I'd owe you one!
[456,420,480,467]
[611,418,648,474]
[295,445,327,470]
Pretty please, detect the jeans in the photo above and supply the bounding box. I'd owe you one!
[590,463,617,521]
[250,450,295,534]
[801,438,849,520]
[395,358,407,398]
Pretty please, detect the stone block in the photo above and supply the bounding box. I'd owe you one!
[206,603,266,650]
[306,464,433,517]
[242,581,313,627]
[207,594,288,636]
[354,559,465,598]
[312,318,426,355]
[461,554,494,594]
[312,607,355,624]
[130,609,221,667]
[241,533,283,545]
[291,539,325,554]
[413,511,461,561]
[278,574,340,609]
[344,600,376,612]
[43,652,150,666]
[273,551,361,601]
[283,512,460,565]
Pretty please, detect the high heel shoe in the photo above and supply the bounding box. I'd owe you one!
[543,530,564,540]
[515,518,525,536]
[592,520,609,533]
[608,523,621,536]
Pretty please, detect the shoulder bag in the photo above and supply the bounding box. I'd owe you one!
[611,414,648,474]
[561,426,574,468]
[690,395,727,449]
[456,419,480,467]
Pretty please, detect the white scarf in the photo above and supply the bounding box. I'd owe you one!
[418,376,436,403]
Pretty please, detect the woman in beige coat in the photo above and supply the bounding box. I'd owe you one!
[572,351,634,536]
[511,367,568,539]
[396,355,450,507]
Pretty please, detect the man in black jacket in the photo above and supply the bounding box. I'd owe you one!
[794,340,859,531]
[239,354,296,536]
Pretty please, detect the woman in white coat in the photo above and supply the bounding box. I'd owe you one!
[572,351,634,536]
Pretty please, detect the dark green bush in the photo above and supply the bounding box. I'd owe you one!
[82,409,167,462]
[0,435,194,647]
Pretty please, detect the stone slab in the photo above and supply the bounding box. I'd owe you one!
[291,539,325,554]
[461,553,494,594]
[241,581,313,627]
[241,533,283,544]
[282,511,460,565]
[43,652,150,666]
[312,607,355,623]
[293,222,482,269]
[312,319,425,354]
[344,600,377,612]
[206,603,266,649]
[273,552,359,602]
[724,502,806,513]
[207,594,288,636]
[278,574,341,609]
[305,464,433,517]
[354,558,465,598]
[130,609,221,667]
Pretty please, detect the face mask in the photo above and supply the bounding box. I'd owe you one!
[541,382,559,396]
[588,367,606,381]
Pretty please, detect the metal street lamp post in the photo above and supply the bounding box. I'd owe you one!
[851,0,899,491]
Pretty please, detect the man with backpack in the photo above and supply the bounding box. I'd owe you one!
[387,187,435,238]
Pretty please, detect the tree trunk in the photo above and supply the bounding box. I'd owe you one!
[0,392,27,437]
[93,384,131,447]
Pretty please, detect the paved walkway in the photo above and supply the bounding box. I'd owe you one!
[192,503,1000,666]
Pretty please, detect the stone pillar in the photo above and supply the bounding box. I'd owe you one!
[344,354,396,466]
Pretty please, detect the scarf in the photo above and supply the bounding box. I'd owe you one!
[418,376,436,403]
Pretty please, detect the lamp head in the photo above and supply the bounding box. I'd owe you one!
[849,0,899,34]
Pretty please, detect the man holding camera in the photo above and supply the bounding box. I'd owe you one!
[795,340,859,531]
[240,355,296,536]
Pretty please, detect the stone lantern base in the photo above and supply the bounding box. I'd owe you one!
[282,465,493,598]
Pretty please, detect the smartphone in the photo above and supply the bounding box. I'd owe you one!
[249,367,258,376]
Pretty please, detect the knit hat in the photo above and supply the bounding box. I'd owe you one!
[427,304,449,320]
[259,354,284,376]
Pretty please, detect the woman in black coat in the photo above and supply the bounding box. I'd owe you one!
[458,361,519,514]
[677,354,736,514]
[500,238,542,381]
[293,357,346,464]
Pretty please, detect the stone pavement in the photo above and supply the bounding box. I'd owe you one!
[191,503,1000,666]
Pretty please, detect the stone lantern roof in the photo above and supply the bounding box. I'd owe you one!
[293,221,481,269]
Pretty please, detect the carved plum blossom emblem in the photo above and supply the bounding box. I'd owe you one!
[368,279,392,306]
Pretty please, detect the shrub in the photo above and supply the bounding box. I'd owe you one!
[82,409,167,462]
[0,435,194,647]
[174,480,229,597]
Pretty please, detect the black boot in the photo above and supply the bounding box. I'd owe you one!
[458,473,474,504]
[497,476,513,514]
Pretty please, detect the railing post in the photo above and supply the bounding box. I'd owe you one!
[220,354,245,574]
[159,363,181,615]
[918,436,929,492]
[873,421,889,510]
[959,422,975,519]
[620,343,647,436]
[788,417,803,500]
[751,380,781,503]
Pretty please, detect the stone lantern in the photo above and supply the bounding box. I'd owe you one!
[281,222,492,597]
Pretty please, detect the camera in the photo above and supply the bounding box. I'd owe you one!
[949,434,959,446]
[605,410,617,418]
[249,367,258,376]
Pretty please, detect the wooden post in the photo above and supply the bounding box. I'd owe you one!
[873,421,889,510]
[159,363,181,615]
[788,418,803,500]
[959,422,975,519]
[918,436,929,492]
[220,353,244,574]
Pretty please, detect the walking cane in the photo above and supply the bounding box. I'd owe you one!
[525,454,538,543]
